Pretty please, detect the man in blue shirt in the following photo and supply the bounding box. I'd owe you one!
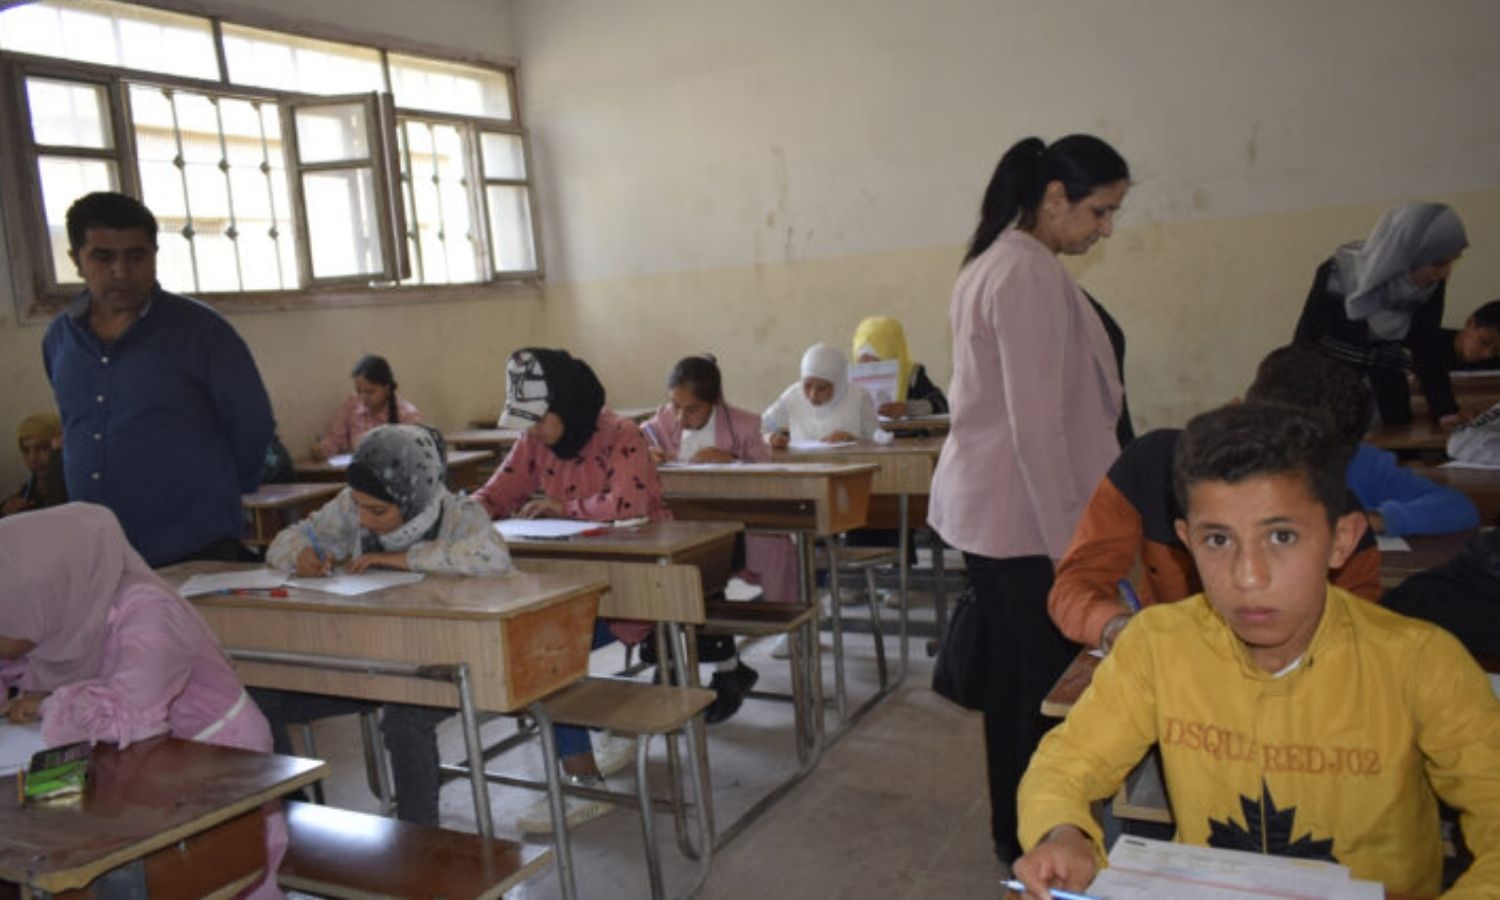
[43,192,275,566]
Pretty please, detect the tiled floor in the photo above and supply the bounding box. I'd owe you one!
[297,588,1007,898]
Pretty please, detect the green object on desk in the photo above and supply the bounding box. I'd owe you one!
[22,741,90,803]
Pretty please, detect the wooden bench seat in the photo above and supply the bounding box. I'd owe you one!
[279,801,550,900]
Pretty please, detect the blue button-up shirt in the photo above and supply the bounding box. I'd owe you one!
[43,286,275,565]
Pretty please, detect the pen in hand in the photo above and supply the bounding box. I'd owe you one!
[303,525,333,576]
[1001,879,1101,900]
[1116,579,1142,613]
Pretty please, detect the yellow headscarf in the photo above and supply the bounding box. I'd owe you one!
[851,316,911,402]
[17,412,62,447]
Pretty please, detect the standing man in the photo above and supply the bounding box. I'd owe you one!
[43,192,275,566]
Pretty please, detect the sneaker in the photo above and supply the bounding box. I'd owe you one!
[725,575,764,602]
[705,663,759,724]
[592,731,637,778]
[770,634,791,659]
[516,779,615,834]
[879,588,902,608]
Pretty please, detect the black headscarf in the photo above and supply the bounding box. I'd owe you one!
[526,348,606,460]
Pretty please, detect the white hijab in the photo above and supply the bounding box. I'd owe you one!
[777,343,881,442]
[1333,202,1468,341]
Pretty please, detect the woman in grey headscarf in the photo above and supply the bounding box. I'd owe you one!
[1294,202,1469,426]
[269,423,510,576]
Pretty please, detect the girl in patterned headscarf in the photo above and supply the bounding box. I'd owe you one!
[269,424,510,576]
[1294,202,1470,427]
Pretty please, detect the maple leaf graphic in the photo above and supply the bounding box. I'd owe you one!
[1207,781,1337,861]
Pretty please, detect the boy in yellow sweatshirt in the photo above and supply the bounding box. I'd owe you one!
[1013,403,1500,898]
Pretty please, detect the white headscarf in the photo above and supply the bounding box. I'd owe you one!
[771,343,887,443]
[1334,202,1468,341]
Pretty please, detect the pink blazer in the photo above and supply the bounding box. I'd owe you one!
[929,229,1123,560]
[646,402,799,603]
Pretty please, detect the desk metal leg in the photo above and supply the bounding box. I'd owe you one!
[453,664,495,840]
[897,493,910,683]
[826,537,847,720]
[930,529,949,656]
[528,701,577,900]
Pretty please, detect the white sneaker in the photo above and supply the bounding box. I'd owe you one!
[592,731,637,778]
[879,588,902,608]
[770,634,791,659]
[725,576,764,602]
[516,781,615,834]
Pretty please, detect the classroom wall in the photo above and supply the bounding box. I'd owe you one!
[513,0,1500,424]
[0,0,541,491]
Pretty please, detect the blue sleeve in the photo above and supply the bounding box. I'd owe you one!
[1347,443,1479,537]
[205,319,276,491]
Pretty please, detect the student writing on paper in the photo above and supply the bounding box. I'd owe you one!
[473,347,663,832]
[0,503,287,899]
[1012,404,1500,898]
[1293,202,1469,427]
[642,354,798,718]
[259,423,510,826]
[311,354,423,461]
[1,412,66,517]
[850,316,948,419]
[761,343,887,448]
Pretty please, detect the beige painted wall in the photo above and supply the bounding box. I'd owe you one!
[514,0,1500,424]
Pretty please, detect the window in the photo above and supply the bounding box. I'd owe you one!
[0,0,539,317]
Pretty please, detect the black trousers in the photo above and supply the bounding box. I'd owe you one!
[964,552,1078,862]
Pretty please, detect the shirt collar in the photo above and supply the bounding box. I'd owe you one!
[67,284,161,321]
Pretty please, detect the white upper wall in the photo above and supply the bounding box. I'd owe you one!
[200,0,515,61]
[513,0,1500,284]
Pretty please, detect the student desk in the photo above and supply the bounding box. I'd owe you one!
[877,413,950,436]
[1408,462,1500,526]
[445,427,522,457]
[157,562,606,898]
[294,448,494,491]
[0,736,324,897]
[1041,649,1101,718]
[1378,529,1477,588]
[774,439,948,674]
[1366,420,1450,460]
[241,482,341,547]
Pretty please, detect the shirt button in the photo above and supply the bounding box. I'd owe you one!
[96,394,105,403]
[101,356,109,364]
[94,433,102,441]
[91,472,101,480]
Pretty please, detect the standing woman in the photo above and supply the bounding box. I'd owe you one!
[927,135,1128,864]
[1293,203,1468,426]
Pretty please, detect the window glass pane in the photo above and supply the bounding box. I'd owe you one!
[222,23,384,94]
[389,53,511,120]
[0,0,218,80]
[303,168,384,278]
[486,185,536,273]
[399,120,480,285]
[25,78,113,149]
[37,155,118,284]
[129,85,298,292]
[295,103,371,164]
[480,132,525,180]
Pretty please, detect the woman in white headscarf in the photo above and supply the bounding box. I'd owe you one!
[1294,202,1469,426]
[761,343,891,448]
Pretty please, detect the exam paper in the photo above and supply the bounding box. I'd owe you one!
[0,722,47,777]
[787,439,858,450]
[285,571,425,596]
[848,359,900,407]
[326,453,354,467]
[1375,535,1412,553]
[178,568,291,597]
[1092,836,1356,899]
[496,518,601,540]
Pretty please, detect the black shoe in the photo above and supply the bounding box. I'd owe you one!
[704,663,759,725]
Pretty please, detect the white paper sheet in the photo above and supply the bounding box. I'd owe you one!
[1375,535,1412,552]
[326,453,354,467]
[285,571,425,596]
[786,439,858,450]
[495,518,602,541]
[177,568,291,597]
[0,722,47,777]
[848,359,900,407]
[1439,459,1500,470]
[1490,673,1500,699]
[1094,836,1352,899]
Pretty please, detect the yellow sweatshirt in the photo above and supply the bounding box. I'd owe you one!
[1019,586,1500,896]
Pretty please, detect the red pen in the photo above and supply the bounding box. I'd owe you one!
[575,527,610,538]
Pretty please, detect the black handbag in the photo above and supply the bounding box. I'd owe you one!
[931,586,987,710]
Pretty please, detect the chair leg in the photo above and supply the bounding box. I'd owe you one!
[634,734,665,900]
[826,539,847,721]
[788,621,810,766]
[865,567,888,692]
[359,709,396,817]
[294,723,326,805]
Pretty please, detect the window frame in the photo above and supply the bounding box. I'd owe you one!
[0,1,540,324]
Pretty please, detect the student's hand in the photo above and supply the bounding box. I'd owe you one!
[346,552,408,574]
[1,496,32,516]
[690,447,736,464]
[877,401,908,418]
[6,692,46,724]
[823,431,855,443]
[1438,413,1466,430]
[294,546,334,577]
[767,432,790,449]
[1012,825,1099,899]
[519,497,564,519]
[1099,614,1132,654]
[647,445,668,465]
[1365,510,1386,535]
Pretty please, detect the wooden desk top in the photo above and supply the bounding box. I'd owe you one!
[295,448,492,479]
[1379,530,1475,588]
[162,562,607,621]
[502,519,741,560]
[774,437,945,495]
[1366,420,1449,454]
[878,414,950,435]
[242,481,341,509]
[445,428,524,452]
[1041,649,1101,718]
[659,462,877,536]
[0,737,324,893]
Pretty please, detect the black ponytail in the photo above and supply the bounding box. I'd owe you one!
[351,354,400,424]
[964,134,1129,264]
